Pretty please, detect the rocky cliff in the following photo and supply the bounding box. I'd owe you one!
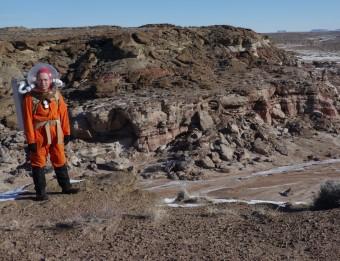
[1,25,339,181]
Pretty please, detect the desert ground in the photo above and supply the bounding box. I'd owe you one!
[0,27,340,260]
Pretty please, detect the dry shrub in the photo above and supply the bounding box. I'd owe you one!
[313,180,340,210]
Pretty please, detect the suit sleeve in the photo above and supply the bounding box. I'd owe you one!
[22,95,36,144]
[58,94,71,136]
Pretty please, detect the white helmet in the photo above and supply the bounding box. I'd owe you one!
[18,63,64,94]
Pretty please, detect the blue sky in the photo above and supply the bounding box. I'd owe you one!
[0,0,339,33]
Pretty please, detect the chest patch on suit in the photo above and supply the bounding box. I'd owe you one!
[42,99,49,109]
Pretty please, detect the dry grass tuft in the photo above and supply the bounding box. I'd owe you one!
[313,180,340,210]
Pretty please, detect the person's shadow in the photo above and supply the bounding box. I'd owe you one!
[14,191,36,201]
[15,191,61,201]
[0,187,34,201]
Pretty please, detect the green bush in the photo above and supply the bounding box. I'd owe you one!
[313,181,340,210]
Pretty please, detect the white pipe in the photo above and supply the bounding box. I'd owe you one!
[53,78,64,88]
[18,82,36,94]
[18,81,28,94]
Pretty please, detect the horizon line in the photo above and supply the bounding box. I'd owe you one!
[1,23,340,34]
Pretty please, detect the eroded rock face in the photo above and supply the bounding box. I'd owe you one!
[0,25,340,180]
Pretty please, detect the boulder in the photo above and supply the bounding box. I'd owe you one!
[220,95,248,108]
[98,158,132,171]
[219,144,235,161]
[252,138,271,156]
[196,156,215,169]
[198,111,214,131]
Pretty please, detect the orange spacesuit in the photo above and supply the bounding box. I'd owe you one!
[22,66,78,201]
[23,89,70,168]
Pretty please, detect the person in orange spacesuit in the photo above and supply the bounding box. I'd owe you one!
[22,66,79,201]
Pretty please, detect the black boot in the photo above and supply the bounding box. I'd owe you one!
[32,167,48,201]
[54,165,79,194]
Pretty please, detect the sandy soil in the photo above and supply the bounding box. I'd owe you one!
[0,171,339,260]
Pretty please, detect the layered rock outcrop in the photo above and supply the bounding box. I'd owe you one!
[0,25,339,180]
